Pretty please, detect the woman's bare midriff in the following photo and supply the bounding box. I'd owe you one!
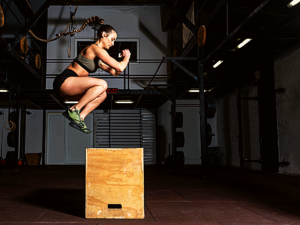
[67,62,90,77]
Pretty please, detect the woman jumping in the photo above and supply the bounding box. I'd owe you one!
[53,24,130,134]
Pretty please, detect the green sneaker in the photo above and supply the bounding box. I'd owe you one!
[62,107,83,128]
[69,121,92,134]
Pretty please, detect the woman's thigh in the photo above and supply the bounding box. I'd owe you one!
[60,77,107,97]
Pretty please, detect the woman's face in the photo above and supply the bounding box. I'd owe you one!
[102,31,117,50]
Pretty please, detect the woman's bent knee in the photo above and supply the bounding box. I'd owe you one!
[95,90,107,100]
[101,91,107,98]
[98,80,108,90]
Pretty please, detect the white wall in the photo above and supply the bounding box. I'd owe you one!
[25,110,43,154]
[216,85,261,170]
[216,46,300,175]
[157,99,218,165]
[275,48,300,175]
[46,6,168,90]
[0,108,14,159]
[0,109,43,160]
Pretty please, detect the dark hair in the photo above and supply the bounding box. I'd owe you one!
[97,25,117,40]
[57,16,104,37]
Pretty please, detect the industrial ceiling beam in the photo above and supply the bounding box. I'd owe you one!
[7,0,55,52]
[0,38,40,80]
[152,86,174,102]
[173,0,229,72]
[203,0,229,27]
[171,60,198,81]
[161,0,197,34]
[203,0,272,63]
[12,0,35,19]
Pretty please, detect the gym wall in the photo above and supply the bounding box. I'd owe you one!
[217,47,300,175]
[275,47,300,175]
[157,100,218,165]
[46,5,169,90]
[0,108,16,160]
[0,109,43,162]
[216,86,261,171]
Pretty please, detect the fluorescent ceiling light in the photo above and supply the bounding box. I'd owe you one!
[64,101,79,104]
[0,89,9,92]
[188,89,207,93]
[188,89,199,93]
[114,100,134,104]
[213,60,223,68]
[237,39,252,49]
[287,0,300,8]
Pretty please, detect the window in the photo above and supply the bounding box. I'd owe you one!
[75,39,139,63]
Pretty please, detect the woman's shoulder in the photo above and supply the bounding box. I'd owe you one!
[83,44,102,57]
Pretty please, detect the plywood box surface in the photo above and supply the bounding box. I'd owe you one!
[86,148,144,219]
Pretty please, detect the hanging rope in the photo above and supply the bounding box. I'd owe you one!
[4,87,15,132]
[25,0,35,15]
[4,121,16,132]
[56,16,104,37]
[27,5,79,43]
[25,1,105,42]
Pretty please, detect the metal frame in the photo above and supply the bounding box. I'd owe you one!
[160,0,197,34]
[203,0,272,63]
[7,0,55,51]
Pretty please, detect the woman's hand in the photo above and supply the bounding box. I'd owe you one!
[121,49,131,58]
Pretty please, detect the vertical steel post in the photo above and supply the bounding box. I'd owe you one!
[42,63,46,165]
[170,28,177,166]
[226,4,229,36]
[41,9,47,166]
[128,63,130,90]
[237,87,244,169]
[41,63,46,165]
[20,105,26,161]
[198,63,207,176]
[195,0,207,177]
[123,70,126,89]
[257,79,263,172]
[14,89,20,171]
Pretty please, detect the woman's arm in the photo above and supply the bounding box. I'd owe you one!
[98,61,121,76]
[95,48,130,73]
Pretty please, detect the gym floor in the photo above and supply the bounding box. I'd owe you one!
[0,165,300,225]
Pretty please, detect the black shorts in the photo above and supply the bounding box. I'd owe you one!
[53,69,78,99]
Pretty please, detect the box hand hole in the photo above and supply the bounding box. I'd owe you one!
[108,204,122,209]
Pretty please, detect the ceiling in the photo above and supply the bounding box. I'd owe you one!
[1,0,300,109]
[52,0,163,5]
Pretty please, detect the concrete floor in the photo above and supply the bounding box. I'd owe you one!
[0,165,300,225]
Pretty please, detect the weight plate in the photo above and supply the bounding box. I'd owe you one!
[175,132,185,148]
[35,54,41,69]
[0,6,4,28]
[175,112,183,128]
[206,95,216,118]
[197,25,206,47]
[20,36,28,54]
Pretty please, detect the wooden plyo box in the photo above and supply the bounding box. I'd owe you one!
[85,148,144,219]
